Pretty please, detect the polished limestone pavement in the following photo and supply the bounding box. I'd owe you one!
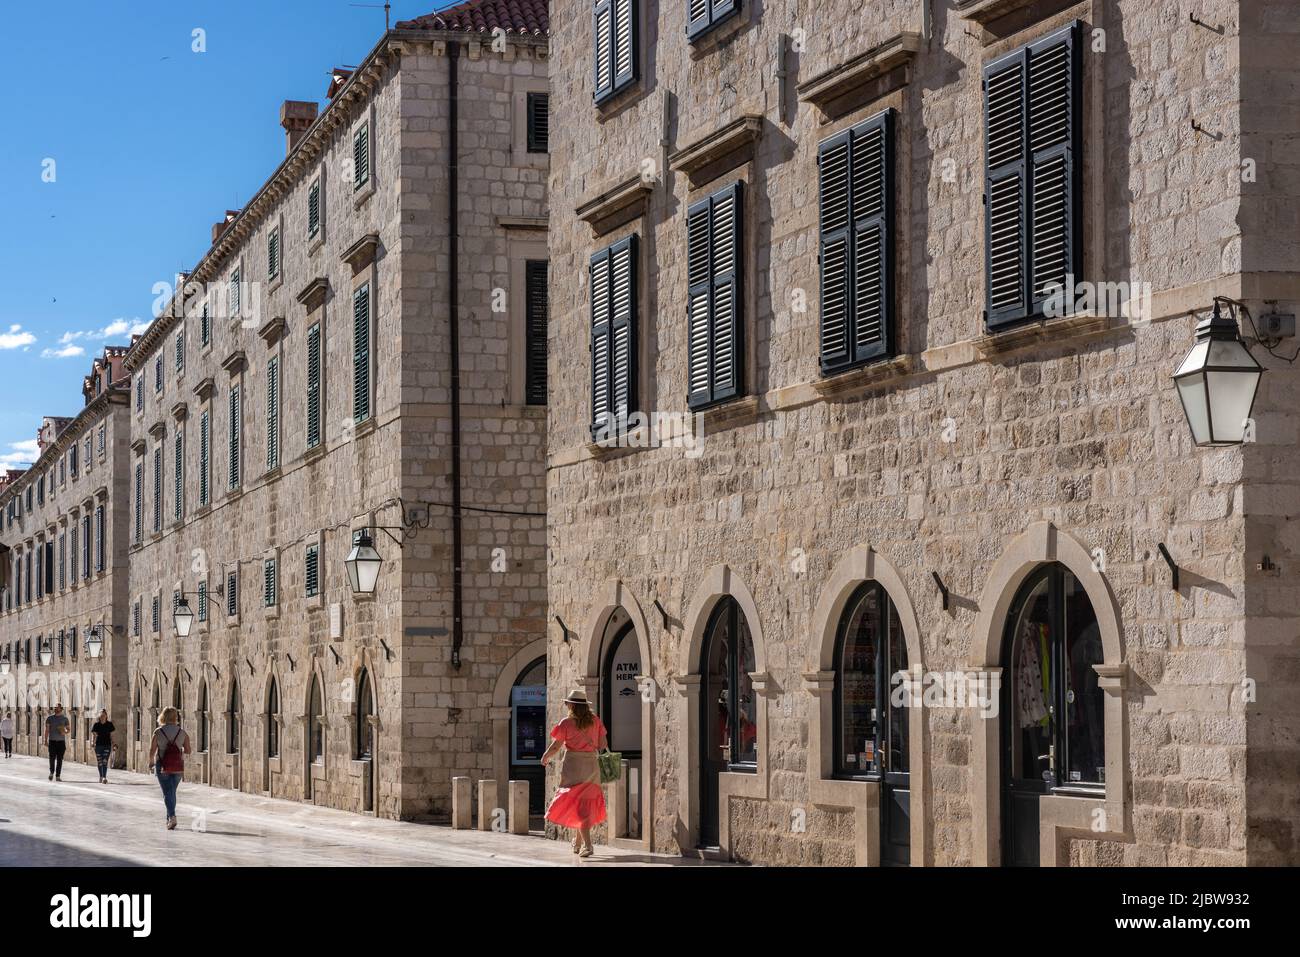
[0,754,696,867]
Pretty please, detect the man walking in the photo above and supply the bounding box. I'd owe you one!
[44,703,70,781]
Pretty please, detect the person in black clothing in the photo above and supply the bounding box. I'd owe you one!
[90,709,115,784]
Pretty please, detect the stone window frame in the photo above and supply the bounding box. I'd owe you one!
[672,564,771,859]
[351,105,377,209]
[512,76,550,169]
[305,529,325,610]
[806,544,930,867]
[266,212,285,294]
[968,520,1129,867]
[507,235,550,407]
[262,547,280,619]
[307,168,327,257]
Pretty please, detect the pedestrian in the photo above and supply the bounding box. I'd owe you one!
[540,689,608,858]
[147,706,190,830]
[90,709,116,784]
[44,703,70,781]
[0,711,13,758]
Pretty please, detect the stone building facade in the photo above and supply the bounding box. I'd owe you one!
[122,1,551,820]
[545,0,1300,865]
[0,348,134,769]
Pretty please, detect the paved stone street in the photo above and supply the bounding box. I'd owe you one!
[0,755,698,867]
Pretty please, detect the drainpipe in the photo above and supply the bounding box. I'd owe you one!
[448,40,464,670]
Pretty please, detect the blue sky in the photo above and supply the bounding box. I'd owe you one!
[0,0,443,469]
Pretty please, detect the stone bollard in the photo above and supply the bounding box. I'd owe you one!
[477,779,499,831]
[507,780,530,835]
[451,776,472,829]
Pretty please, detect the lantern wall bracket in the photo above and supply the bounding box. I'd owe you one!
[652,599,670,631]
[183,668,193,683]
[285,654,295,672]
[380,639,393,662]
[329,646,342,666]
[371,526,406,548]
[1157,543,1179,591]
[931,571,950,610]
[555,615,571,643]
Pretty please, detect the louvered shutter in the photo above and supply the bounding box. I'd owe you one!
[198,581,207,621]
[354,125,370,189]
[353,284,371,423]
[308,180,321,237]
[264,559,276,607]
[686,199,712,407]
[134,462,143,542]
[589,250,611,432]
[687,181,743,408]
[594,0,613,100]
[91,510,100,573]
[201,302,210,345]
[850,110,892,362]
[527,93,549,152]
[70,524,78,581]
[227,571,237,618]
[305,545,319,598]
[174,431,183,522]
[175,331,184,372]
[230,268,241,319]
[199,410,210,506]
[306,323,322,448]
[984,21,1079,328]
[266,356,280,470]
[613,0,635,89]
[687,0,711,38]
[609,237,636,420]
[229,386,241,489]
[818,129,852,370]
[268,227,280,280]
[153,448,162,531]
[525,261,549,405]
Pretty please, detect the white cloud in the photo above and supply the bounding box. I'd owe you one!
[0,438,40,470]
[41,344,85,359]
[97,318,152,339]
[0,324,36,350]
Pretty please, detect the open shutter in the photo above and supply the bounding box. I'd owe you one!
[354,125,370,188]
[1027,23,1079,313]
[613,0,635,89]
[610,236,636,420]
[229,386,241,489]
[851,110,893,362]
[594,0,613,100]
[589,250,612,432]
[174,431,183,522]
[199,411,210,506]
[353,284,371,423]
[308,180,320,237]
[687,0,711,38]
[818,130,852,371]
[686,199,713,407]
[525,261,549,405]
[709,181,742,402]
[306,323,322,447]
[267,356,279,470]
[984,51,1028,327]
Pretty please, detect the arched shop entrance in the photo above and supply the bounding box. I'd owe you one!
[699,595,758,848]
[510,655,547,815]
[599,609,643,839]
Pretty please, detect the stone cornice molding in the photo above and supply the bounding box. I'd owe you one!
[668,114,764,180]
[798,32,921,122]
[576,173,654,238]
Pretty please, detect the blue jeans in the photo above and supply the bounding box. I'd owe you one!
[156,771,182,819]
[95,745,111,779]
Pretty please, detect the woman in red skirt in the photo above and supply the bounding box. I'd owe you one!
[541,689,607,858]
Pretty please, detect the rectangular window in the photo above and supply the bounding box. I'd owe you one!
[687,0,739,41]
[199,410,210,506]
[525,260,549,405]
[152,447,162,533]
[82,515,91,578]
[152,595,160,633]
[264,558,277,607]
[306,322,322,449]
[155,355,164,393]
[133,462,143,543]
[175,330,185,373]
[226,570,238,618]
[308,179,321,238]
[69,443,78,477]
[353,124,371,190]
[133,601,140,637]
[43,540,53,595]
[305,543,319,598]
[197,580,208,622]
[268,226,281,281]
[93,507,103,573]
[266,356,280,471]
[527,92,549,152]
[70,523,78,582]
[228,386,241,490]
[593,0,637,103]
[352,283,372,424]
[174,430,184,522]
[58,534,65,590]
[686,181,743,409]
[135,376,143,412]
[201,301,211,346]
[97,423,105,453]
[818,109,895,375]
[983,21,1080,329]
[589,236,637,435]
[229,266,242,320]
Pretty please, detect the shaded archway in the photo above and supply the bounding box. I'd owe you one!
[492,638,547,820]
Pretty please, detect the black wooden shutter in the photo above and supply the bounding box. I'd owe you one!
[353,284,371,423]
[308,180,321,237]
[594,0,613,101]
[306,323,322,447]
[851,110,893,362]
[688,182,743,408]
[525,260,549,405]
[589,248,612,432]
[229,385,241,489]
[687,0,711,38]
[818,129,852,370]
[984,21,1079,328]
[354,125,370,189]
[609,236,636,420]
[613,0,635,89]
[527,93,549,153]
[686,198,713,407]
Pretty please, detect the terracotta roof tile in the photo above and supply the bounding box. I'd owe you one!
[396,0,549,37]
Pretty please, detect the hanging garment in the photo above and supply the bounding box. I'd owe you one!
[1016,623,1050,729]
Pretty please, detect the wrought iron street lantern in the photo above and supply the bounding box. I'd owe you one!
[345,531,383,595]
[174,595,194,637]
[1173,301,1264,446]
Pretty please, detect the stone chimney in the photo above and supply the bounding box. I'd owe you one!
[211,209,240,245]
[280,100,319,156]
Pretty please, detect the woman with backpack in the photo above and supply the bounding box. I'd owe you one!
[90,709,115,784]
[147,707,191,830]
[539,690,608,858]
